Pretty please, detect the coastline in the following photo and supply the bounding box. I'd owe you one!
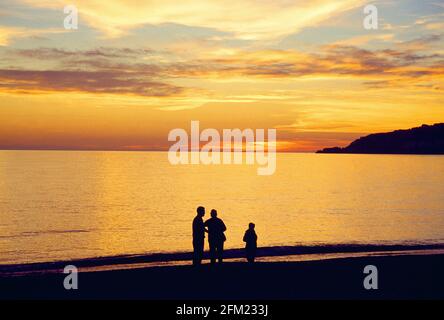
[1,253,443,299]
[2,243,444,276]
[2,243,444,275]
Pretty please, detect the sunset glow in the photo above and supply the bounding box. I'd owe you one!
[0,0,443,151]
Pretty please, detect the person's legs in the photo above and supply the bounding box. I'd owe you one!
[193,240,198,265]
[209,242,216,264]
[192,241,197,265]
[217,241,224,264]
[246,248,255,263]
[193,239,204,265]
[198,240,204,264]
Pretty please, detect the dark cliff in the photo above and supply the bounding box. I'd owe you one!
[317,123,444,154]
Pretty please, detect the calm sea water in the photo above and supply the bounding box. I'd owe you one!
[0,150,444,264]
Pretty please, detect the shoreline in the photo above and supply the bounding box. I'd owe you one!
[2,243,444,275]
[1,253,443,299]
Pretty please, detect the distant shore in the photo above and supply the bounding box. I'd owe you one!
[317,123,444,154]
[1,253,443,299]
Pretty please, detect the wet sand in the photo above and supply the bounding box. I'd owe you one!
[1,253,443,300]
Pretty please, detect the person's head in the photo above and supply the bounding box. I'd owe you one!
[210,209,217,218]
[197,206,205,217]
[249,222,255,230]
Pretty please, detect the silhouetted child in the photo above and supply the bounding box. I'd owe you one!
[243,223,257,263]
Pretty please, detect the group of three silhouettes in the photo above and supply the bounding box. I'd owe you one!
[192,206,257,265]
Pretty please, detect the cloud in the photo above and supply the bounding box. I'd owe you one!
[0,69,183,96]
[0,26,66,46]
[3,38,443,97]
[396,34,442,51]
[13,47,155,59]
[20,0,365,39]
[165,45,443,85]
[425,22,444,30]
[332,33,394,46]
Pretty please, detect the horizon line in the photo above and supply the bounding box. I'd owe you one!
[0,148,317,153]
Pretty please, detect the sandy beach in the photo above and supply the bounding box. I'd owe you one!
[1,252,443,300]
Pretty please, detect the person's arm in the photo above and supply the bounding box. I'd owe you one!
[192,219,197,233]
[221,220,227,232]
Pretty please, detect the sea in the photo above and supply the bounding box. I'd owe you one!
[1,150,444,265]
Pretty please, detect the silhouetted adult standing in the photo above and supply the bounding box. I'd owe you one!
[192,206,206,266]
[243,223,257,263]
[204,209,226,264]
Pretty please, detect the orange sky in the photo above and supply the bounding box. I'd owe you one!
[0,0,443,152]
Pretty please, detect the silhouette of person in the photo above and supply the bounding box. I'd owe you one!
[192,206,206,266]
[204,209,226,264]
[243,223,257,263]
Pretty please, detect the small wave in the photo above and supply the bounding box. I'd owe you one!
[0,229,93,239]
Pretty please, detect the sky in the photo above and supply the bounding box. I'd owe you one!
[0,0,443,152]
